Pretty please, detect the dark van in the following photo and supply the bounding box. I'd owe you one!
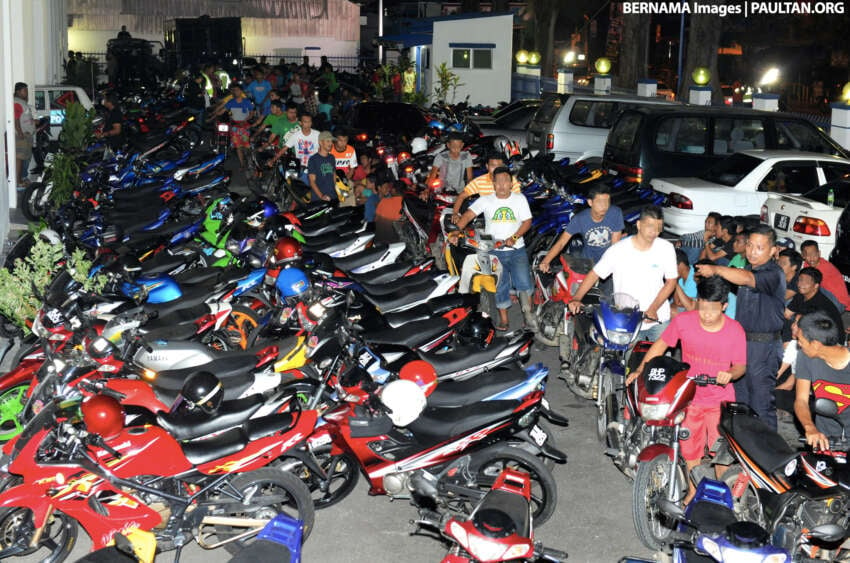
[603,106,848,184]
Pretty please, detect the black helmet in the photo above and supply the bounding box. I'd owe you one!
[180,372,223,415]
[457,312,496,349]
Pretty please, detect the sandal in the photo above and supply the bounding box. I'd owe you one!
[494,323,509,332]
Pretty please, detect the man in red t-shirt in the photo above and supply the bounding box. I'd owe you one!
[630,275,747,503]
[801,240,850,312]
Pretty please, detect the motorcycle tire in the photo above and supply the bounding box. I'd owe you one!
[216,305,260,350]
[562,344,600,401]
[632,453,687,551]
[469,444,557,525]
[534,301,564,348]
[214,468,315,555]
[20,182,49,222]
[720,466,764,526]
[281,444,360,510]
[597,369,616,443]
[0,505,77,562]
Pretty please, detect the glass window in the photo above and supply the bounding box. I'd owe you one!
[654,117,708,154]
[822,163,850,183]
[699,153,762,186]
[800,181,850,207]
[532,95,562,124]
[757,162,818,193]
[472,49,492,69]
[776,119,843,156]
[608,113,643,152]
[452,49,470,69]
[34,90,46,111]
[713,118,766,155]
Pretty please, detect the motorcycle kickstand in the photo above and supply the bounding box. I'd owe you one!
[172,544,183,563]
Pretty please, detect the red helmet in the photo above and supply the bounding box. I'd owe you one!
[272,237,303,265]
[398,360,438,397]
[81,395,125,439]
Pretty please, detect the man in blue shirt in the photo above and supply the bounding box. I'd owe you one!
[538,182,624,272]
[245,68,272,116]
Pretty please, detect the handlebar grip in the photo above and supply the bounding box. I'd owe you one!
[99,386,127,402]
[538,547,569,562]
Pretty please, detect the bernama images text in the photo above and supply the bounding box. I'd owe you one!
[622,1,845,16]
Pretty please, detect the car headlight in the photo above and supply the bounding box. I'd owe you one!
[639,402,670,421]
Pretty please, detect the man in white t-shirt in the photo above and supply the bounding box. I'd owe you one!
[568,205,678,341]
[450,167,537,332]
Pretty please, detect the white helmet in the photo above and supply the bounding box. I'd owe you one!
[411,137,428,155]
[380,379,426,427]
[38,229,62,246]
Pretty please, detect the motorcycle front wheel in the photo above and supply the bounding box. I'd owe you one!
[632,453,686,551]
[534,301,564,348]
[562,343,600,400]
[212,468,315,554]
[0,506,77,562]
[469,444,557,525]
[597,369,616,443]
[281,444,360,509]
[20,182,49,222]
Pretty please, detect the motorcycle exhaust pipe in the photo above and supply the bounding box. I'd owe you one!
[197,516,271,549]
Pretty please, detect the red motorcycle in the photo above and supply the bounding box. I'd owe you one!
[412,465,568,562]
[530,253,593,350]
[0,394,316,561]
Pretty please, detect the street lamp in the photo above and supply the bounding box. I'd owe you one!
[528,51,541,66]
[759,67,780,87]
[842,82,850,103]
[691,67,710,86]
[594,57,611,75]
[563,51,576,65]
[515,50,529,64]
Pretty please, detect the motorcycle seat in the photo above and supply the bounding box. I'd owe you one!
[245,412,297,441]
[137,249,199,276]
[155,356,258,390]
[118,216,198,247]
[110,183,169,202]
[349,260,415,286]
[427,368,528,408]
[142,281,222,318]
[721,405,797,473]
[382,294,469,328]
[174,266,248,286]
[182,426,247,465]
[302,231,363,255]
[407,400,520,446]
[473,489,530,538]
[156,394,265,441]
[367,317,451,349]
[298,215,358,238]
[358,271,437,296]
[362,283,438,313]
[686,500,736,534]
[298,205,358,225]
[416,337,511,376]
[141,323,200,342]
[332,244,394,273]
[177,171,231,194]
[144,304,211,329]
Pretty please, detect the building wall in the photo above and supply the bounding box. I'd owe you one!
[429,15,512,107]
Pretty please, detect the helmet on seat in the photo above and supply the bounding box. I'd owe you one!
[275,267,310,299]
[398,360,438,397]
[380,379,427,427]
[179,372,223,415]
[271,237,303,266]
[411,137,428,155]
[457,312,496,349]
[81,395,125,439]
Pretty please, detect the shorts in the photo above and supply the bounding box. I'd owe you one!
[15,136,32,160]
[230,123,250,148]
[680,404,721,462]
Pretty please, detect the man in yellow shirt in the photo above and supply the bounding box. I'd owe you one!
[451,152,521,224]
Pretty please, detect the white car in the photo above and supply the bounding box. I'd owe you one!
[650,150,850,235]
[761,179,850,257]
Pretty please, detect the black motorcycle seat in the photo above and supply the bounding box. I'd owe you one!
[156,394,264,441]
[416,338,510,376]
[245,412,296,441]
[299,206,358,226]
[333,244,392,273]
[721,405,797,473]
[407,400,520,446]
[428,368,528,408]
[177,171,230,193]
[130,132,170,153]
[362,282,436,313]
[138,249,199,276]
[144,303,210,328]
[359,272,436,296]
[110,183,169,202]
[687,500,737,534]
[383,294,468,328]
[182,426,247,465]
[118,216,198,246]
[141,323,200,342]
[349,260,414,285]
[473,489,530,538]
[298,216,357,238]
[155,357,257,391]
[302,232,363,255]
[174,266,247,286]
[367,317,450,349]
[109,213,170,237]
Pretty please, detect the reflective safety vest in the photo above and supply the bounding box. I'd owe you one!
[215,70,230,91]
[201,72,215,97]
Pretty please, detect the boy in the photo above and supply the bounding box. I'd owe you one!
[427,132,473,194]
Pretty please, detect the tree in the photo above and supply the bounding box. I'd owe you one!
[525,0,561,75]
[615,12,651,90]
[681,0,724,102]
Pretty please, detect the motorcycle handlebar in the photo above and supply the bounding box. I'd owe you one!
[535,546,569,562]
[691,374,719,386]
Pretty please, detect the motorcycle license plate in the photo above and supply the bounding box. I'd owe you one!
[309,433,332,448]
[530,425,547,446]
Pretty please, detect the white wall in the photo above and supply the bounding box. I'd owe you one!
[430,14,512,107]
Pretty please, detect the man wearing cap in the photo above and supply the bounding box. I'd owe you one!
[308,131,337,202]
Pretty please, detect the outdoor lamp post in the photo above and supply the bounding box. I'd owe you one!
[754,67,781,111]
[688,66,711,105]
[528,51,541,66]
[831,82,850,150]
[515,50,529,65]
[594,57,611,94]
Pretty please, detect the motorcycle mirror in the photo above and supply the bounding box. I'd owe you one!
[808,523,846,543]
[655,498,686,523]
[814,398,840,419]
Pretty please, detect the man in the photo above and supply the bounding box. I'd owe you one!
[786,267,845,337]
[13,82,35,187]
[794,311,850,451]
[696,224,785,429]
[212,82,254,169]
[330,129,358,180]
[252,100,284,143]
[630,276,746,503]
[678,212,721,265]
[307,131,336,202]
[672,249,698,314]
[245,68,272,116]
[427,132,473,195]
[801,240,850,312]
[452,152,521,223]
[569,205,679,341]
[184,72,208,123]
[778,248,803,302]
[116,25,131,40]
[701,215,736,265]
[272,114,319,172]
[539,182,624,270]
[98,94,124,152]
[451,167,536,332]
[260,102,299,150]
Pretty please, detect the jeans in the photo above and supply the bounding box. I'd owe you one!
[493,247,533,309]
[734,340,781,430]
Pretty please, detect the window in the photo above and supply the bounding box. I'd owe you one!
[776,120,843,156]
[700,153,762,186]
[713,118,766,155]
[800,181,850,207]
[452,48,492,69]
[822,163,850,183]
[34,91,46,111]
[452,49,470,68]
[654,117,708,154]
[569,100,618,129]
[608,113,643,152]
[757,162,818,193]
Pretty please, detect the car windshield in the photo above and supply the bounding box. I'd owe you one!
[698,153,762,186]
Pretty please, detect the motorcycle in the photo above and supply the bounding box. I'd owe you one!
[411,464,568,562]
[531,253,592,350]
[443,215,502,320]
[712,399,850,560]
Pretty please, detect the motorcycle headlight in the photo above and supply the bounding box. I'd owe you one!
[639,402,670,421]
[31,314,45,338]
[225,238,241,254]
[307,302,327,322]
[606,330,634,346]
[217,123,230,133]
[698,537,722,560]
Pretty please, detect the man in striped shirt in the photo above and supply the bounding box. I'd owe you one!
[451,152,520,224]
